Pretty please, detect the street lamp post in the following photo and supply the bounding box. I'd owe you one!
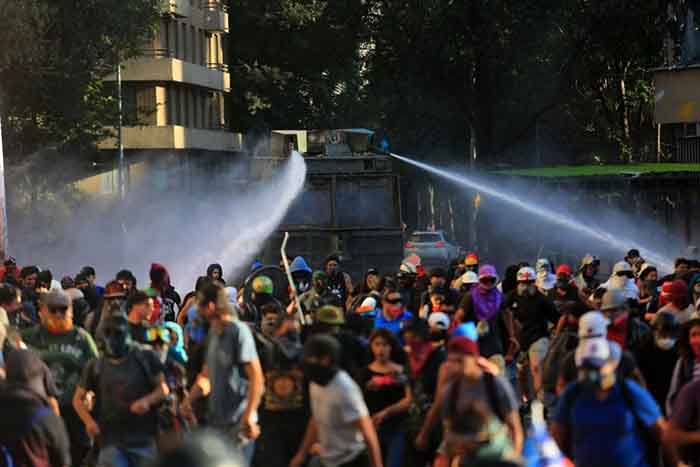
[0,116,8,260]
[117,57,126,200]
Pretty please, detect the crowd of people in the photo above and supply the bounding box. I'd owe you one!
[2,248,700,467]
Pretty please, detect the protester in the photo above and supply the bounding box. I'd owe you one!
[666,318,700,415]
[535,258,556,294]
[324,254,354,310]
[149,263,181,320]
[22,289,99,466]
[574,255,600,296]
[181,284,264,465]
[0,349,71,467]
[73,312,169,467]
[290,334,383,467]
[127,290,154,345]
[602,261,640,300]
[289,257,313,295]
[657,279,695,324]
[661,258,690,284]
[551,337,672,467]
[374,291,412,336]
[116,269,138,296]
[206,263,225,285]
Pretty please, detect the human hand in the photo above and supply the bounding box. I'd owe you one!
[372,410,387,427]
[130,398,150,415]
[241,414,261,440]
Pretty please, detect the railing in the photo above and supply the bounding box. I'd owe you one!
[200,1,229,13]
[206,62,229,73]
[676,136,700,163]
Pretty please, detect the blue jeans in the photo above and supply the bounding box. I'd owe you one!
[378,426,404,467]
[97,441,157,467]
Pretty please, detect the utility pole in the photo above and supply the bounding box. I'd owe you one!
[0,116,7,260]
[117,57,126,199]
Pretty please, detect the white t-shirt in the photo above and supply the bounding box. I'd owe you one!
[310,370,368,466]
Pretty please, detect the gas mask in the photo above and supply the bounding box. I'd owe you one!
[104,327,131,359]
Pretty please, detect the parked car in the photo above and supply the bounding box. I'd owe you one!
[403,230,461,267]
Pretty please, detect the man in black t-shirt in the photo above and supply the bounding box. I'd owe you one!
[127,290,153,345]
[73,313,168,467]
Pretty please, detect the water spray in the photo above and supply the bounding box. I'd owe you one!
[389,152,675,272]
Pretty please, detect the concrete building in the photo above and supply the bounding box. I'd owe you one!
[87,0,241,196]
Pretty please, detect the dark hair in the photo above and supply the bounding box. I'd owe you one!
[430,268,447,279]
[116,269,136,282]
[592,287,607,300]
[689,260,700,270]
[194,276,211,293]
[304,334,341,366]
[81,266,96,277]
[679,318,700,358]
[198,282,222,307]
[37,270,52,286]
[676,258,690,268]
[369,328,404,362]
[0,284,18,306]
[20,266,39,279]
[126,290,149,311]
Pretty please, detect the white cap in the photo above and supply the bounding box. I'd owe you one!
[428,312,451,330]
[612,261,632,275]
[575,337,610,368]
[461,271,478,284]
[357,297,377,313]
[578,311,610,339]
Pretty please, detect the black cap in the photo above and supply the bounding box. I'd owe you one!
[626,249,640,259]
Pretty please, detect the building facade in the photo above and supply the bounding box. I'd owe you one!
[98,0,240,155]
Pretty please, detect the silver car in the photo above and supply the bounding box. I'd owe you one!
[404,230,461,267]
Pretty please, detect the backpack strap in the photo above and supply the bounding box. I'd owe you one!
[619,380,647,434]
[483,372,507,423]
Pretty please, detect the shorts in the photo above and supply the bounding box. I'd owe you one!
[528,337,550,366]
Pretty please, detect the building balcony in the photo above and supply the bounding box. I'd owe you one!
[202,2,229,32]
[106,54,230,92]
[164,0,190,18]
[97,125,242,152]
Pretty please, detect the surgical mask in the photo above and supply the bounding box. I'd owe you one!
[303,362,337,386]
[105,330,131,359]
[655,336,677,351]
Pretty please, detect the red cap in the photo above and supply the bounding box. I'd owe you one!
[556,264,572,276]
[447,336,479,356]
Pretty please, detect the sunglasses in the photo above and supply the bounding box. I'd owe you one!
[47,306,68,315]
[479,277,496,285]
[385,297,403,305]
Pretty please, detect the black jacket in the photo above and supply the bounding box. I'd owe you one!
[0,385,71,467]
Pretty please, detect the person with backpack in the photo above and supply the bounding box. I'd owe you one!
[72,312,169,467]
[416,335,523,462]
[0,349,71,467]
[551,337,674,467]
[22,289,99,467]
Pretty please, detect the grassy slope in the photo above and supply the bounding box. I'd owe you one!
[498,163,700,177]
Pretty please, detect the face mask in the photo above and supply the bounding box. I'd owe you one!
[517,283,528,296]
[527,285,537,296]
[655,336,677,351]
[46,315,73,334]
[430,330,447,342]
[303,362,337,386]
[105,330,131,359]
[387,305,403,319]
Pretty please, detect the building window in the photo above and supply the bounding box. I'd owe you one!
[686,123,698,137]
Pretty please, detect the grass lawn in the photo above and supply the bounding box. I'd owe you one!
[498,163,700,177]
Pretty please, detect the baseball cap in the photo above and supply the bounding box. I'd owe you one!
[461,271,478,285]
[357,297,377,314]
[40,289,71,308]
[448,336,479,356]
[556,264,572,276]
[575,337,610,368]
[428,312,450,330]
[478,265,498,281]
[315,305,345,325]
[578,311,610,339]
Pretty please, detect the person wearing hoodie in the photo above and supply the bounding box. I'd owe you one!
[601,261,640,300]
[535,259,557,294]
[299,271,329,316]
[324,253,354,310]
[455,265,509,373]
[149,263,182,320]
[289,256,313,295]
[574,255,600,296]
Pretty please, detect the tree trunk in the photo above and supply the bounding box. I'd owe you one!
[619,72,632,163]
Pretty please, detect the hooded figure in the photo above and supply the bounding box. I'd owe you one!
[535,259,557,293]
[163,321,188,365]
[289,256,313,294]
[324,253,353,306]
[602,261,639,300]
[575,254,601,293]
[150,263,181,307]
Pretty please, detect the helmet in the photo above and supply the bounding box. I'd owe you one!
[461,271,478,285]
[652,311,680,334]
[400,261,417,275]
[428,312,451,331]
[465,252,479,266]
[252,275,274,295]
[517,267,536,282]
